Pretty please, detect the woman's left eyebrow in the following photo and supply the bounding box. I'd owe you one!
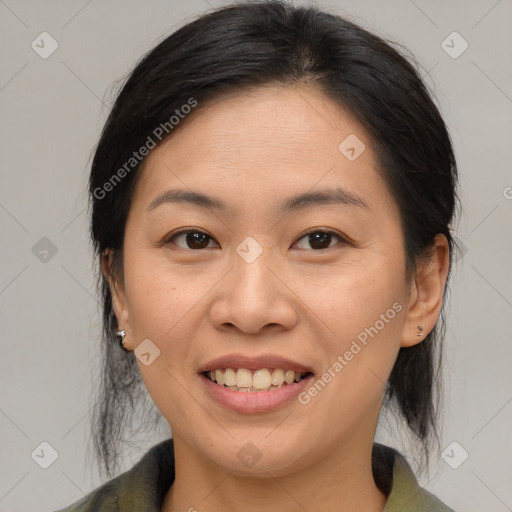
[280,187,370,213]
[146,186,370,214]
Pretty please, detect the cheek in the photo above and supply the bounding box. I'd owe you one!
[120,252,199,407]
[123,257,203,428]
[124,249,198,335]
[302,254,406,340]
[301,257,406,411]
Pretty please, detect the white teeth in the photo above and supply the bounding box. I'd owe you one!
[215,369,225,386]
[271,368,285,386]
[236,368,253,388]
[284,370,295,384]
[206,367,309,391]
[253,369,272,389]
[224,368,237,387]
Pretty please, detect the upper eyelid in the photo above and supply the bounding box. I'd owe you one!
[166,228,214,243]
[294,227,345,242]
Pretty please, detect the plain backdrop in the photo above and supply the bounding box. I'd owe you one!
[1,1,511,511]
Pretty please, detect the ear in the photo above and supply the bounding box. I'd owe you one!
[101,249,132,350]
[400,234,450,348]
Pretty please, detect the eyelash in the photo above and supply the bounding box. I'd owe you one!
[163,228,349,251]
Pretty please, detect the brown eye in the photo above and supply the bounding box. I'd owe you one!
[294,230,345,250]
[167,230,218,250]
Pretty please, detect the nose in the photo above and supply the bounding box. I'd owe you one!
[209,247,298,335]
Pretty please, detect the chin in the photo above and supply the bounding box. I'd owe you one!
[196,435,313,478]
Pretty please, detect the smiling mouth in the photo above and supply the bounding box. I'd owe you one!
[203,368,314,392]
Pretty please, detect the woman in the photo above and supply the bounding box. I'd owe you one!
[56,1,459,510]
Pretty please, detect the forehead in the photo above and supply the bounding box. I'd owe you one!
[131,84,391,215]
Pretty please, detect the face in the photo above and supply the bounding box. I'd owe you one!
[108,84,426,477]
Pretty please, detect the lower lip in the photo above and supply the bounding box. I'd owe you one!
[199,373,314,414]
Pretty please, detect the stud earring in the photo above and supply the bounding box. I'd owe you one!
[417,325,424,337]
[116,330,129,351]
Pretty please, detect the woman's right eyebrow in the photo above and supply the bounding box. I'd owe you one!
[146,186,370,214]
[147,189,225,213]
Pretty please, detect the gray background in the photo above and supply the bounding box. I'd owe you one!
[1,0,511,510]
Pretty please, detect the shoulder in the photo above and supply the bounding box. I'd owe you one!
[52,476,120,512]
[373,443,456,512]
[52,438,175,512]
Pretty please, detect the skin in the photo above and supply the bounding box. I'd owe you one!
[103,83,449,512]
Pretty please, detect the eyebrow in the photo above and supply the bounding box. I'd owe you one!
[147,186,370,214]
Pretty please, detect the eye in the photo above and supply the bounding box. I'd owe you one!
[165,229,219,250]
[293,229,347,250]
[164,228,347,251]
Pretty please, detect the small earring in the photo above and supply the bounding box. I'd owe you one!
[116,330,129,351]
[417,325,424,337]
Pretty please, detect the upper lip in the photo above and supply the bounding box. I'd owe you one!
[198,354,315,374]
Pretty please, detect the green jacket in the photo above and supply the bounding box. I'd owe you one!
[54,439,455,511]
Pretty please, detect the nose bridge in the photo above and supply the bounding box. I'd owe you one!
[230,238,278,306]
[209,239,297,333]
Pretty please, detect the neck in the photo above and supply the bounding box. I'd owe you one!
[162,430,387,512]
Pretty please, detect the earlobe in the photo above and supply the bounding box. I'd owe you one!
[400,234,450,348]
[101,249,132,348]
